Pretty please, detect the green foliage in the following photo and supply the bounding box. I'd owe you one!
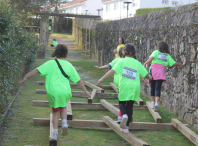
[0,0,38,112]
[136,7,171,16]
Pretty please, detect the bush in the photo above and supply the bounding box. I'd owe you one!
[136,7,171,16]
[0,0,38,113]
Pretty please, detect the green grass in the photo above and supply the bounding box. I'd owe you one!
[0,33,197,146]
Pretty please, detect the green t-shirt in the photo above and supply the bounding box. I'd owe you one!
[115,44,124,59]
[109,58,122,88]
[53,40,58,46]
[37,59,81,108]
[49,26,51,30]
[112,57,148,102]
[150,50,176,66]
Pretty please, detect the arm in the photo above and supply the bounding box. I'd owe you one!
[77,79,91,98]
[173,59,186,66]
[97,70,115,86]
[95,65,110,69]
[17,68,39,85]
[145,74,152,80]
[113,49,117,54]
[143,57,154,68]
[140,76,146,86]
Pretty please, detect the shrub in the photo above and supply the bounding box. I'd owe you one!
[136,7,171,16]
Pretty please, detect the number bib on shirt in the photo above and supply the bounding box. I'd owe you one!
[122,67,137,80]
[158,53,167,62]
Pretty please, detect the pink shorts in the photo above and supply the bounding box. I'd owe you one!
[52,107,65,112]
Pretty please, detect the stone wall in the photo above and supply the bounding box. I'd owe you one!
[72,3,198,127]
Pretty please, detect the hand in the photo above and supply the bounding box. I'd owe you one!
[17,77,27,85]
[85,91,91,99]
[97,78,103,86]
[95,66,100,69]
[143,63,146,68]
[149,75,153,80]
[113,49,117,53]
[141,79,146,86]
[183,59,186,66]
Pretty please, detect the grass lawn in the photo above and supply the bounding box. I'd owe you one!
[0,33,197,146]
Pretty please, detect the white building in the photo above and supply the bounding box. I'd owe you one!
[102,0,198,20]
[59,0,103,18]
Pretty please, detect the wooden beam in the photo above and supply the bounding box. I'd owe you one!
[88,89,97,104]
[110,83,118,93]
[100,99,119,116]
[103,116,149,146]
[49,114,57,145]
[138,98,144,106]
[33,118,179,130]
[36,90,118,98]
[146,102,162,123]
[172,119,198,145]
[66,100,72,120]
[99,85,113,90]
[33,100,148,110]
[84,81,104,93]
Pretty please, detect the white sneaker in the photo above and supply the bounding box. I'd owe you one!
[118,116,122,123]
[154,103,159,112]
[61,123,69,136]
[120,114,128,129]
[151,102,155,109]
[49,132,58,141]
[120,127,129,133]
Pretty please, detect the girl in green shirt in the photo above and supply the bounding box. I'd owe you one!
[18,44,91,141]
[97,44,152,133]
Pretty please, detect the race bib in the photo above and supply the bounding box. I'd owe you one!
[122,67,137,80]
[158,53,167,62]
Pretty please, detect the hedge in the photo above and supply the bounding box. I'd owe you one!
[136,7,171,16]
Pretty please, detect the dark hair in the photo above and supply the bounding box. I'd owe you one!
[117,37,125,45]
[118,47,124,58]
[157,41,170,53]
[53,39,56,41]
[51,44,68,58]
[123,43,136,59]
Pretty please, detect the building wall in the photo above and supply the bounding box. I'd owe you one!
[82,0,103,17]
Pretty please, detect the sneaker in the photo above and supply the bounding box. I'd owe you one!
[118,116,122,123]
[61,123,69,136]
[154,103,159,112]
[151,102,155,109]
[120,114,128,129]
[49,132,58,141]
[120,127,129,133]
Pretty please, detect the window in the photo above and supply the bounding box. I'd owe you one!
[172,1,178,6]
[70,9,73,13]
[114,3,118,11]
[162,0,168,4]
[123,3,127,9]
[76,7,79,13]
[132,3,137,7]
[106,5,110,12]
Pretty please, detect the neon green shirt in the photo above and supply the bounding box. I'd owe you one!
[115,44,124,59]
[112,57,148,102]
[37,59,81,108]
[49,26,51,30]
[53,41,58,46]
[150,50,176,66]
[109,58,122,88]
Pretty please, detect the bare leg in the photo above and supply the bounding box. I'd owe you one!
[155,96,160,103]
[60,107,67,120]
[52,111,60,129]
[151,96,155,102]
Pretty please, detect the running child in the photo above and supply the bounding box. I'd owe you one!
[18,44,91,140]
[143,41,186,112]
[97,43,152,133]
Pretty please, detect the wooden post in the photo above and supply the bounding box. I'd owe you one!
[146,102,162,123]
[172,119,198,145]
[84,81,104,93]
[100,99,119,116]
[110,83,118,93]
[88,89,97,104]
[138,98,144,106]
[49,114,57,146]
[103,116,149,146]
[66,100,72,120]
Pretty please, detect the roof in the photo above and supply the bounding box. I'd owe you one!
[102,0,112,2]
[59,0,87,9]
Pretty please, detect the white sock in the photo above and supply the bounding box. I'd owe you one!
[151,101,155,104]
[53,129,58,134]
[123,114,128,118]
[155,102,159,106]
[62,119,67,124]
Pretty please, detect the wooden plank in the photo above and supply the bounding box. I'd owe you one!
[66,100,72,120]
[84,81,104,93]
[99,85,113,90]
[36,90,118,98]
[138,98,144,106]
[33,118,179,130]
[88,89,97,104]
[49,114,57,146]
[172,119,198,145]
[146,102,162,123]
[103,116,150,146]
[100,99,119,116]
[33,100,148,110]
[110,82,118,93]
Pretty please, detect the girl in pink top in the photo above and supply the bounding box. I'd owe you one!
[143,41,186,112]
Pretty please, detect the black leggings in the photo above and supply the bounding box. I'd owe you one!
[150,80,163,97]
[119,100,134,126]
